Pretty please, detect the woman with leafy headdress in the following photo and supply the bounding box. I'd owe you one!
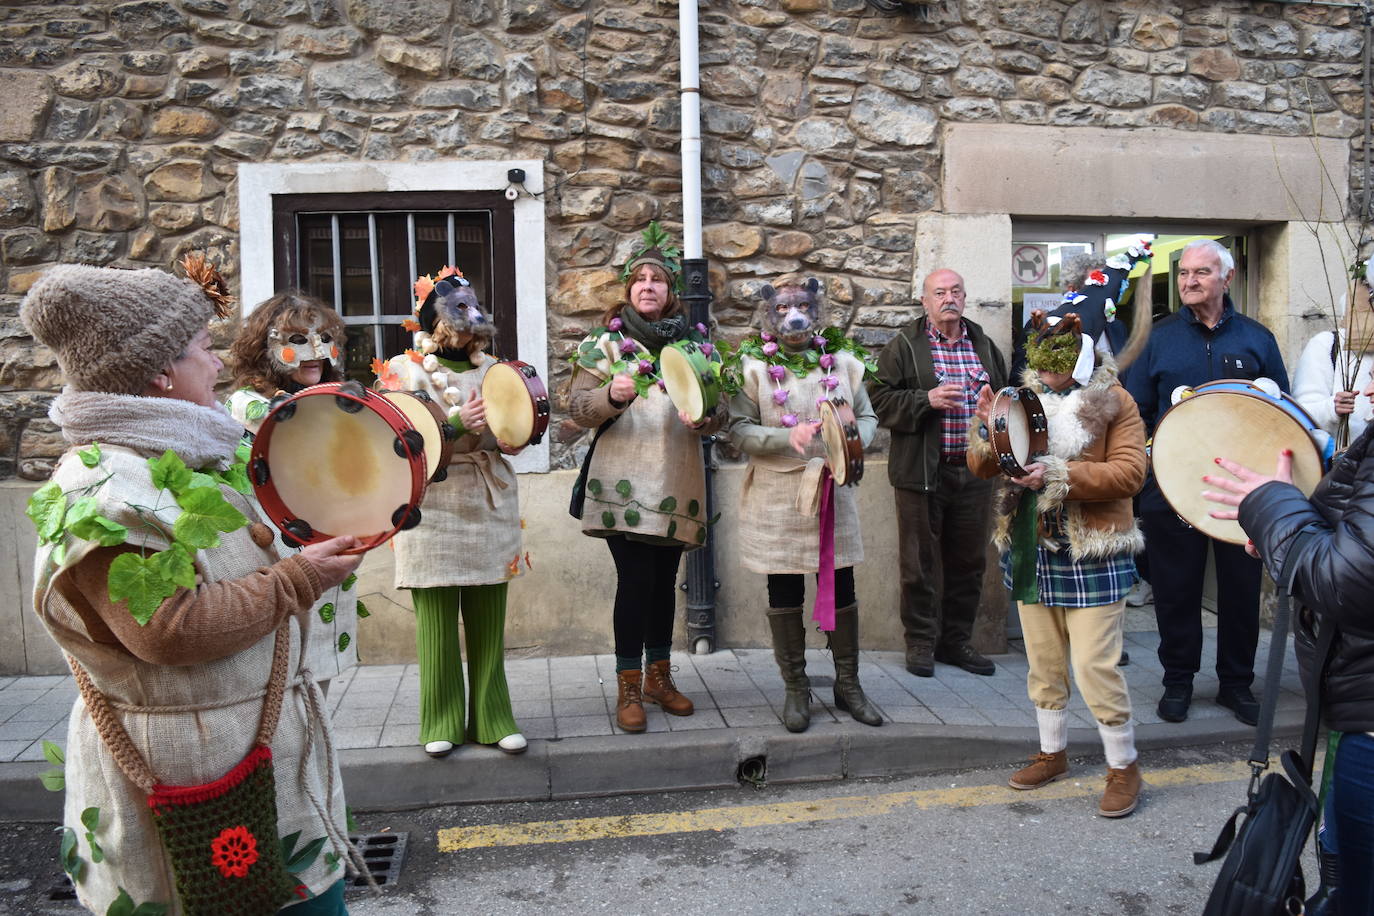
[20,258,362,914]
[567,223,721,733]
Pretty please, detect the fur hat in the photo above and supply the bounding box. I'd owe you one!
[21,262,223,395]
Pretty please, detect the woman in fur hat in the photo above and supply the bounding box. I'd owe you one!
[225,291,358,691]
[377,266,526,758]
[20,258,362,914]
[969,311,1147,818]
[568,224,720,733]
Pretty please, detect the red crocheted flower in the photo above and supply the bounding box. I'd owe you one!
[210,825,259,879]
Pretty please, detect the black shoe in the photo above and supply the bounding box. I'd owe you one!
[934,644,996,676]
[1118,650,1130,666]
[905,642,934,678]
[1217,686,1260,726]
[1157,684,1192,722]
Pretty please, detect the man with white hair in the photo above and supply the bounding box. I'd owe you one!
[1125,239,1289,725]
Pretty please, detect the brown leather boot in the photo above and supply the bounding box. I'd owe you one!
[615,669,646,732]
[643,659,694,716]
[1008,750,1069,790]
[1099,762,1142,817]
[830,605,883,727]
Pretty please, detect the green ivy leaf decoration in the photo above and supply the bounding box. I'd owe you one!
[172,486,248,550]
[708,512,721,526]
[324,850,342,873]
[615,479,632,498]
[337,632,350,652]
[601,510,616,529]
[80,806,103,863]
[77,443,102,468]
[39,740,64,792]
[27,481,67,544]
[694,526,707,545]
[658,496,677,513]
[80,806,99,832]
[107,553,179,626]
[356,600,370,619]
[624,508,641,526]
[341,572,357,590]
[65,499,128,548]
[245,399,269,421]
[43,740,64,767]
[687,499,700,517]
[587,479,602,496]
[149,543,196,590]
[147,450,192,494]
[666,520,677,540]
[215,461,252,495]
[57,825,84,885]
[185,471,218,490]
[40,769,65,792]
[318,602,336,624]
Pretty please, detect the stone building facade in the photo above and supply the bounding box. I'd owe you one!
[0,0,1364,672]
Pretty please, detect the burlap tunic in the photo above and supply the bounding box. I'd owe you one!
[728,350,877,574]
[224,385,359,680]
[569,330,711,550]
[385,352,524,587]
[34,445,347,915]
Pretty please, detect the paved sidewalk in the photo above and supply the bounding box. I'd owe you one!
[0,617,1306,819]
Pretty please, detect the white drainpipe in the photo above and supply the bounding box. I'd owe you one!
[679,0,703,260]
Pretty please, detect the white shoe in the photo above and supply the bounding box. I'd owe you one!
[496,733,527,755]
[424,740,454,758]
[1125,581,1153,608]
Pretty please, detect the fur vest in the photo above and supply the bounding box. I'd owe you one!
[968,362,1146,561]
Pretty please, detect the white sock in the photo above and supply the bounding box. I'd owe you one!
[1036,707,1068,754]
[1098,720,1137,769]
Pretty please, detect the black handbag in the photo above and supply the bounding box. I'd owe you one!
[569,415,618,520]
[1195,527,1338,916]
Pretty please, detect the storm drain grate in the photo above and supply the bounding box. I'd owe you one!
[345,831,408,893]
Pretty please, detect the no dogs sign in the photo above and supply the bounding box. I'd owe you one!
[1011,244,1049,286]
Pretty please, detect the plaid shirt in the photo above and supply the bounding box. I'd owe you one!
[926,321,988,458]
[1001,533,1138,608]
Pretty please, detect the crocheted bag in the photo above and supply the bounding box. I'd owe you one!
[70,625,302,914]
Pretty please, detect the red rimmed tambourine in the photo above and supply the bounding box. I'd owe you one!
[250,381,427,553]
[481,360,550,448]
[989,386,1048,478]
[379,388,458,483]
[819,398,863,487]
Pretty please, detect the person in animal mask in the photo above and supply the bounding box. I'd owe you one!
[226,291,358,689]
[969,310,1147,818]
[725,275,882,733]
[378,266,527,758]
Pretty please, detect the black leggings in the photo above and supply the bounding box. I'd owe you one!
[605,535,684,658]
[767,567,856,609]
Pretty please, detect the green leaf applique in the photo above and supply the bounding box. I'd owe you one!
[107,553,179,626]
[341,572,357,590]
[215,461,252,495]
[666,520,677,540]
[587,478,602,496]
[77,443,102,468]
[65,498,128,548]
[687,499,700,517]
[337,632,351,652]
[26,481,67,543]
[149,543,196,590]
[318,602,336,624]
[614,479,632,498]
[356,600,370,619]
[601,510,616,529]
[147,450,192,494]
[245,399,269,420]
[623,508,641,526]
[172,486,248,550]
[658,496,677,512]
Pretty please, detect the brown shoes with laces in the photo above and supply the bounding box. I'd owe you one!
[1008,750,1069,790]
[615,669,646,733]
[642,659,694,716]
[1098,762,1142,818]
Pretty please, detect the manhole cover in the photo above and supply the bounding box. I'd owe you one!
[346,831,408,893]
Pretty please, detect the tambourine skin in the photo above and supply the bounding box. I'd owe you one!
[482,360,550,447]
[660,340,720,423]
[380,388,457,483]
[819,398,864,487]
[249,381,427,554]
[989,386,1048,478]
[1151,379,1329,545]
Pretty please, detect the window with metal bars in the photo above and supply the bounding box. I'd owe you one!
[271,192,517,383]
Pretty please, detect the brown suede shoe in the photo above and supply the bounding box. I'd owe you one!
[1008,750,1069,790]
[1099,762,1142,817]
[643,659,694,716]
[616,669,646,733]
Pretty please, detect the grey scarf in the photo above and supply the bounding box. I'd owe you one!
[618,306,688,354]
[50,388,244,470]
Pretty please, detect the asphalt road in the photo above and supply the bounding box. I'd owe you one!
[0,741,1318,915]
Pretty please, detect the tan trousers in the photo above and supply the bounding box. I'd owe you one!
[1020,598,1132,728]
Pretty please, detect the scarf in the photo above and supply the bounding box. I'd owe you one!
[618,306,687,353]
[50,388,245,471]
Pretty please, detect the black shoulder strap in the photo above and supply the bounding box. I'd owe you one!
[1250,525,1321,769]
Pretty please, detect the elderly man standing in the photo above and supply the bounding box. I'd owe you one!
[869,268,1009,676]
[1126,239,1288,725]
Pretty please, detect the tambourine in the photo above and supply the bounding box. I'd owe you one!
[379,389,457,483]
[989,386,1049,478]
[250,381,426,553]
[481,360,549,447]
[819,398,863,487]
[659,340,720,424]
[1151,379,1332,545]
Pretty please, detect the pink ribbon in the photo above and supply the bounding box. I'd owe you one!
[812,467,836,632]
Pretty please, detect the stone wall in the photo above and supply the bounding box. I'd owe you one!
[0,0,1364,475]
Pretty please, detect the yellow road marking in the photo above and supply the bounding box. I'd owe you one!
[437,759,1256,852]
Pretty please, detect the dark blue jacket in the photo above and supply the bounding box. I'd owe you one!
[1125,297,1289,511]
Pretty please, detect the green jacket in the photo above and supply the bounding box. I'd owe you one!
[867,315,1008,493]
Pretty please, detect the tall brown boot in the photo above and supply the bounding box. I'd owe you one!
[830,605,883,727]
[643,659,694,716]
[615,669,646,733]
[767,608,811,733]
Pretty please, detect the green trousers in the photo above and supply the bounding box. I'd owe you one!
[411,583,518,745]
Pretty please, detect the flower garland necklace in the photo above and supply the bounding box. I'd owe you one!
[719,327,877,427]
[570,318,720,398]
